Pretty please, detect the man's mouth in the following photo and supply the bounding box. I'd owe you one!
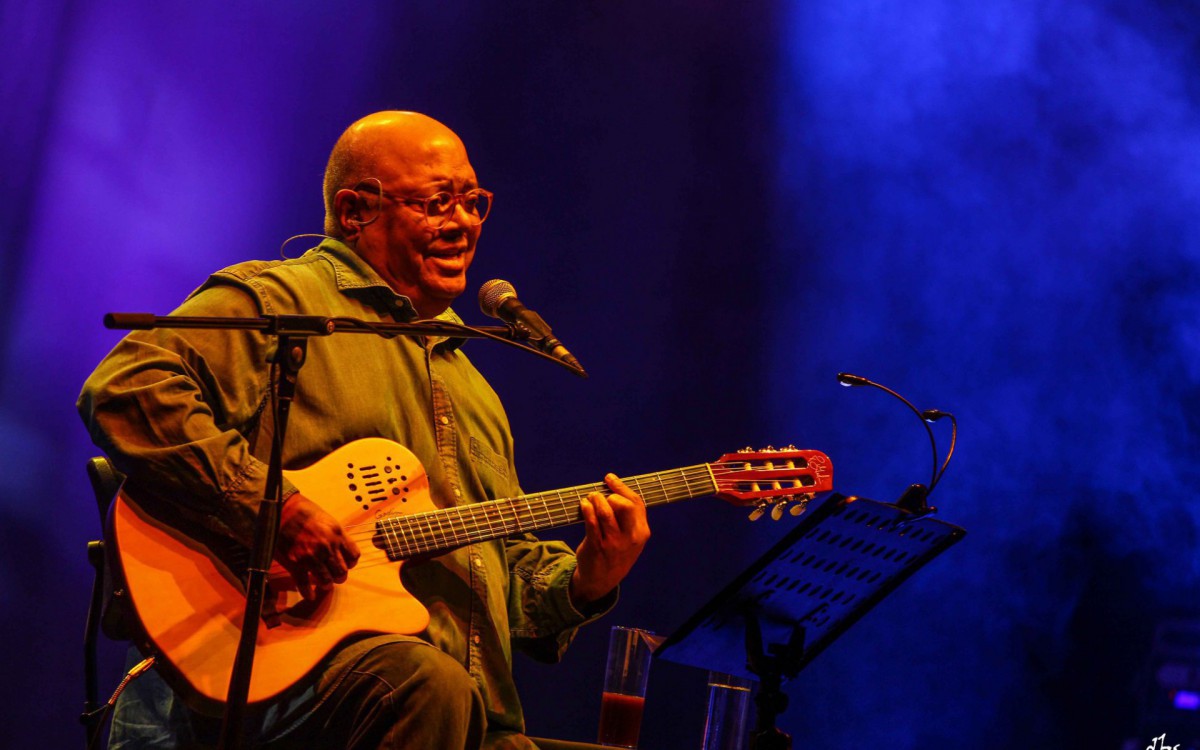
[427,250,468,271]
[429,239,469,258]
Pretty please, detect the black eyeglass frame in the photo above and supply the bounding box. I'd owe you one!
[352,179,493,229]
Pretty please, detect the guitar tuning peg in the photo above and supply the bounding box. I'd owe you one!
[789,497,810,516]
[748,501,770,521]
[765,445,776,452]
[738,446,754,454]
[784,444,797,451]
[770,501,787,521]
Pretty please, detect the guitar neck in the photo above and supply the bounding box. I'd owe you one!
[379,465,718,559]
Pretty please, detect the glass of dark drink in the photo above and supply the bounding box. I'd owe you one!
[597,626,658,748]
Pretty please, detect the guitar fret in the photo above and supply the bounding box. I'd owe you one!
[510,497,528,534]
[519,496,534,530]
[524,496,540,533]
[424,513,443,554]
[628,472,648,504]
[398,514,419,557]
[379,515,398,558]
[468,506,483,543]
[553,489,571,524]
[476,503,497,540]
[464,505,481,543]
[656,472,670,505]
[470,505,490,541]
[489,500,505,534]
[440,507,453,548]
[703,463,718,495]
[570,489,585,523]
[452,505,469,547]
[402,517,419,558]
[444,510,461,549]
[378,516,395,558]
[419,516,436,554]
[491,500,508,536]
[506,499,522,535]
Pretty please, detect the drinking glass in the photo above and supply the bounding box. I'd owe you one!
[597,626,658,748]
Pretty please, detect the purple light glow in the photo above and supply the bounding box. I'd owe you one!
[1174,691,1200,711]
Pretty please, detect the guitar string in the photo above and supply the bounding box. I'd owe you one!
[296,465,816,549]
[230,471,711,568]
[225,471,726,576]
[216,464,823,574]
[334,464,798,541]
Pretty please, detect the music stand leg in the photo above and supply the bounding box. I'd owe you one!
[746,613,806,750]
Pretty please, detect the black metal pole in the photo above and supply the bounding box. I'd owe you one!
[217,333,306,750]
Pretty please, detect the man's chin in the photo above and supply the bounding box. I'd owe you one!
[413,279,468,315]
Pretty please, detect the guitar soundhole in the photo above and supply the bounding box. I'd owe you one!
[348,460,411,510]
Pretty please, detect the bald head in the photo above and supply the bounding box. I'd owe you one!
[321,111,483,317]
[323,111,469,236]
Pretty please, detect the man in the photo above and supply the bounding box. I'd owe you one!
[79,111,650,749]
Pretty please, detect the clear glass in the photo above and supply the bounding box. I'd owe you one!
[597,626,658,748]
[701,672,754,750]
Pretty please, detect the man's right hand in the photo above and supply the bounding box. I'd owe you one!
[275,494,361,601]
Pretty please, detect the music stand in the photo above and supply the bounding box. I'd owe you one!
[654,493,966,749]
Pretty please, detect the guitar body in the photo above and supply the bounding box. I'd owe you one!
[110,438,433,713]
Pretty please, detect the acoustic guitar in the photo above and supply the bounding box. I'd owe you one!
[108,437,832,712]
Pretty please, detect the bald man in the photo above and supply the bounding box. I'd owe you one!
[79,112,649,750]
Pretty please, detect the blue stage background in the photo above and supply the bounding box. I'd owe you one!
[3,1,1199,747]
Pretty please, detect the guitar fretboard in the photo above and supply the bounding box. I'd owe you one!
[376,465,718,559]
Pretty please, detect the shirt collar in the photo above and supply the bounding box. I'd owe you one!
[313,237,468,351]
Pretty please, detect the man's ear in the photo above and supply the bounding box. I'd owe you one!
[333,188,367,237]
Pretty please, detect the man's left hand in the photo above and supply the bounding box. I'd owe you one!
[571,473,651,607]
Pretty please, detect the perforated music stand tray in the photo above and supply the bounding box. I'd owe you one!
[654,493,966,681]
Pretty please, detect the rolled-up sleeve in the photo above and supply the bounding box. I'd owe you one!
[505,535,617,663]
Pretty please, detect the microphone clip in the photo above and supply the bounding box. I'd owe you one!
[895,483,937,519]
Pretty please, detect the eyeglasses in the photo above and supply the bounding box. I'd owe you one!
[354,179,493,229]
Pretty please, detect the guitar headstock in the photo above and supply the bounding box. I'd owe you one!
[711,446,833,521]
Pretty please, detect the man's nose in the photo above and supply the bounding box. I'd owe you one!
[443,200,475,230]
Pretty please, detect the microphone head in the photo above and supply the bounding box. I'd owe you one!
[479,279,517,318]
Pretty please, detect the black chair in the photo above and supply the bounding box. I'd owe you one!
[81,457,609,749]
[82,457,130,748]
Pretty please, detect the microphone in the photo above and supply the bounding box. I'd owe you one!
[478,280,587,377]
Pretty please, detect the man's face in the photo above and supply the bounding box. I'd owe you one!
[357,137,481,317]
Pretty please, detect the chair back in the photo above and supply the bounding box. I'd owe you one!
[84,457,131,640]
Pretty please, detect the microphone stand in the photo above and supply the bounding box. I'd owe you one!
[103,311,575,750]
